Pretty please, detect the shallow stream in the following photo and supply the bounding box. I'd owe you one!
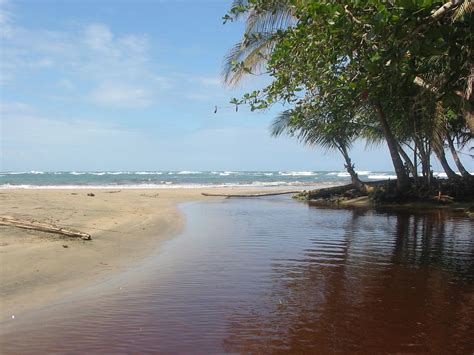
[1,196,473,353]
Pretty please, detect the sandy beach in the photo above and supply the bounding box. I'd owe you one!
[0,188,259,320]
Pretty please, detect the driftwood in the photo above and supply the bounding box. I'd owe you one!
[201,180,397,200]
[306,184,355,199]
[202,190,302,198]
[306,180,399,198]
[0,216,92,240]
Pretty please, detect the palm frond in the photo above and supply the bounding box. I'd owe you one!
[222,0,295,87]
[453,0,474,21]
[246,5,295,35]
[431,102,450,153]
[270,110,353,152]
[223,33,276,87]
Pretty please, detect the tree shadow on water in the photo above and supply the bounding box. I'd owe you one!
[223,208,474,353]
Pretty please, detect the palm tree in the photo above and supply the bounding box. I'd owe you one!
[271,110,367,192]
[222,0,295,87]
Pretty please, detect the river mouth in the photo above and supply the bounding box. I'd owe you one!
[1,196,473,353]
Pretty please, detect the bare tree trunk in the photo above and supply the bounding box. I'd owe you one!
[434,147,459,179]
[397,143,418,180]
[447,136,471,178]
[460,62,474,135]
[338,144,367,193]
[414,136,431,184]
[413,144,418,181]
[373,101,410,191]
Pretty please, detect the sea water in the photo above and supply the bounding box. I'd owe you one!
[1,170,423,188]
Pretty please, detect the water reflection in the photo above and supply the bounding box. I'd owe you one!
[1,198,473,353]
[223,206,474,353]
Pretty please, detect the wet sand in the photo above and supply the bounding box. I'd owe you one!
[0,188,256,320]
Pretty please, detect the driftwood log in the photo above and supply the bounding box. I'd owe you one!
[201,180,396,199]
[0,216,92,240]
[305,184,355,199]
[202,190,302,198]
[305,180,398,199]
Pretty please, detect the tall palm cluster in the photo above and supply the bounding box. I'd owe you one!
[223,0,473,192]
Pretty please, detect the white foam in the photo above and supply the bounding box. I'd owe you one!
[337,172,351,177]
[30,171,44,174]
[91,172,106,176]
[135,172,163,175]
[279,171,317,176]
[176,171,202,175]
[0,180,332,190]
[355,171,371,176]
[70,172,86,175]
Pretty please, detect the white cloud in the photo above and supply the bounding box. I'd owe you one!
[0,0,11,26]
[91,82,152,108]
[0,103,148,170]
[82,23,115,53]
[2,21,157,107]
[0,101,32,115]
[190,76,221,87]
[1,9,233,109]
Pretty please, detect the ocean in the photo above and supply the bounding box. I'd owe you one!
[0,170,441,189]
[0,170,453,189]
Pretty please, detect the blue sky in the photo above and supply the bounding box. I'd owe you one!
[1,0,471,172]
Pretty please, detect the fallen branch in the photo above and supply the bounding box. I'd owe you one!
[304,180,397,199]
[0,216,92,240]
[305,184,355,199]
[202,190,302,198]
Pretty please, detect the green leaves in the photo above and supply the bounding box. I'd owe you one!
[223,0,472,174]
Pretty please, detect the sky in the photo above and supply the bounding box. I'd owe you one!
[0,0,471,172]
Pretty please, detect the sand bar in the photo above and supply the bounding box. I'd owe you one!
[0,187,262,320]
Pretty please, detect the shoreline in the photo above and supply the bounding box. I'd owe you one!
[0,187,261,321]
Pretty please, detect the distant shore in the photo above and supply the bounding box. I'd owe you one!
[0,187,266,320]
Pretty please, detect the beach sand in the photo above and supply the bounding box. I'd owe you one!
[0,188,260,320]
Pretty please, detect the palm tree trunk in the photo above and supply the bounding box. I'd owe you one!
[414,136,431,183]
[447,137,471,178]
[434,148,458,179]
[338,144,366,193]
[413,144,418,182]
[397,143,418,180]
[373,101,410,191]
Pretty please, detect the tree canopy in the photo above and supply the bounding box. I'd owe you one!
[224,0,473,193]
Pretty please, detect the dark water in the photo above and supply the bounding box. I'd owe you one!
[1,197,473,353]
